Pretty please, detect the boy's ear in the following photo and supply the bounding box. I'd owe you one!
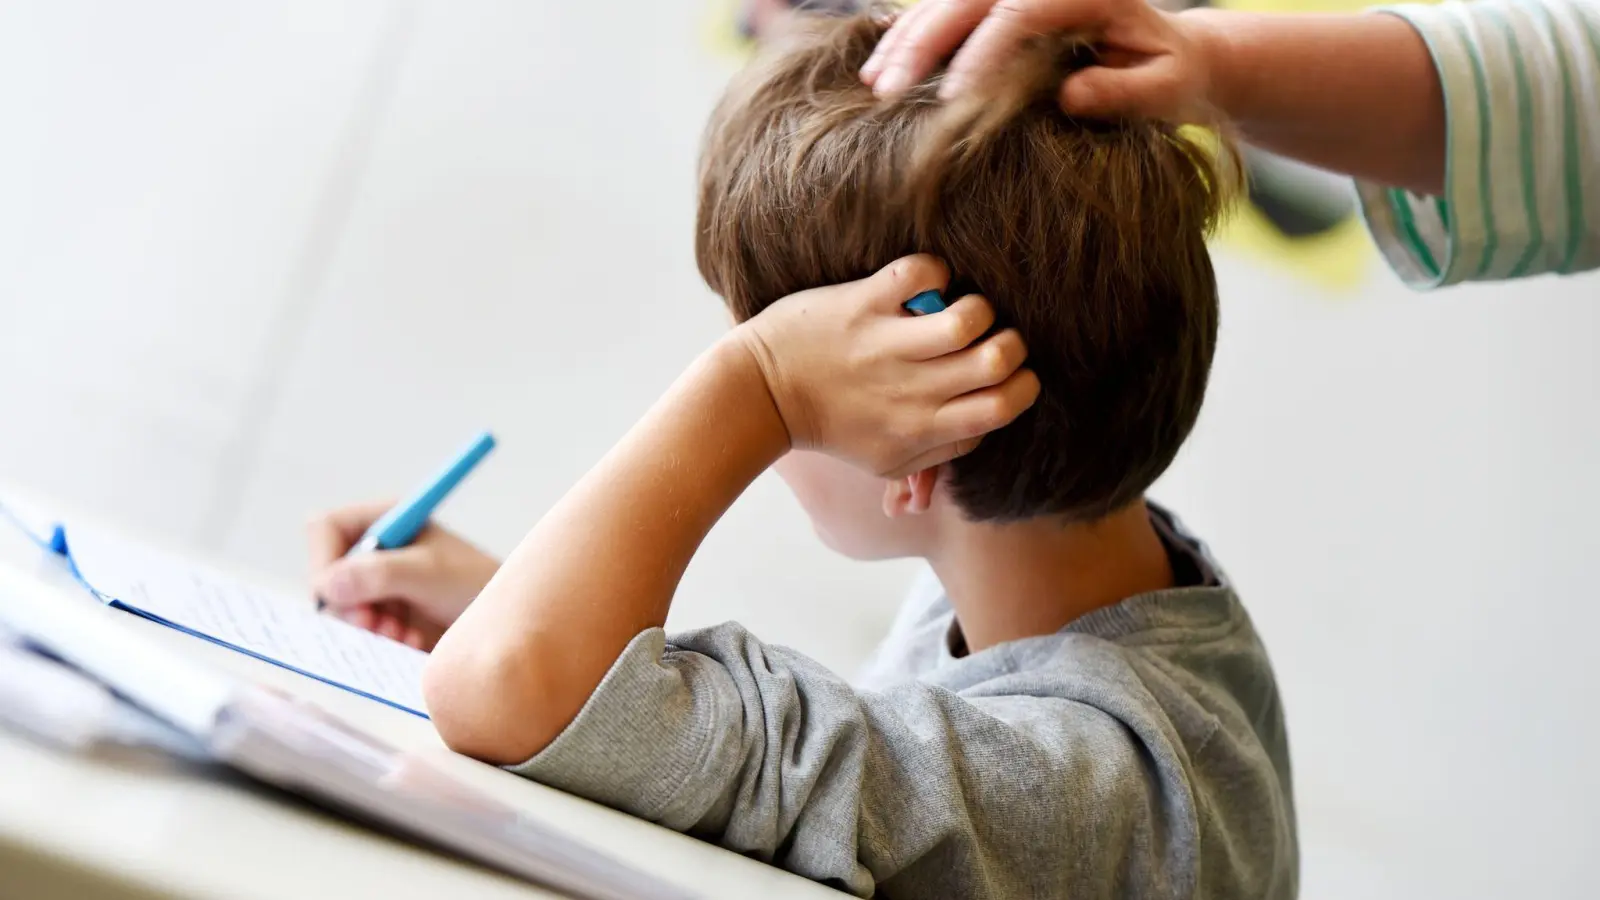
[882,467,941,518]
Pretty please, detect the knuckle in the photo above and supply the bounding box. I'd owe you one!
[982,342,1011,379]
[1000,330,1027,363]
[963,296,995,330]
[968,311,993,338]
[978,394,1012,427]
[973,403,1011,430]
[944,314,972,345]
[900,254,948,287]
[890,255,926,285]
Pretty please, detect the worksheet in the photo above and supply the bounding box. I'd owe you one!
[59,525,428,717]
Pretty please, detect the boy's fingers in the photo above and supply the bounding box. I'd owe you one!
[315,547,442,611]
[932,367,1042,443]
[346,603,378,631]
[403,625,427,650]
[869,254,951,313]
[901,294,995,359]
[342,601,440,651]
[884,436,984,481]
[306,500,395,568]
[306,517,353,570]
[373,605,408,642]
[933,327,1027,393]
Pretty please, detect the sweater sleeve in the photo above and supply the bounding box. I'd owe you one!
[505,624,1199,899]
[1357,0,1600,287]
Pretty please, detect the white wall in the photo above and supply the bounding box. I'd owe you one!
[2,2,1596,896]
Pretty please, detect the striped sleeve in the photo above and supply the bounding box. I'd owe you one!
[1356,0,1600,288]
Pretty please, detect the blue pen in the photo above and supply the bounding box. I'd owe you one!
[904,289,946,316]
[349,430,497,555]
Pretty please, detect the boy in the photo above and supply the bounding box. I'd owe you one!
[312,12,1296,898]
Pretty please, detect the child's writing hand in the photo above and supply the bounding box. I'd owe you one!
[862,0,1214,125]
[736,254,1040,479]
[306,501,500,651]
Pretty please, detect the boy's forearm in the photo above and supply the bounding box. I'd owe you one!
[423,333,790,763]
[1188,9,1446,196]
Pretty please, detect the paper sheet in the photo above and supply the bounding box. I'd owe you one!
[60,525,429,717]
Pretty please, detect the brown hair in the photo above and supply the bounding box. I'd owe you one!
[696,11,1234,522]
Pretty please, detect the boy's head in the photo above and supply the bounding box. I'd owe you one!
[696,11,1230,553]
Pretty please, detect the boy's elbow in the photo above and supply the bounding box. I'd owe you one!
[422,639,555,765]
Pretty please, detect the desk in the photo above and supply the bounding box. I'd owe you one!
[0,489,840,900]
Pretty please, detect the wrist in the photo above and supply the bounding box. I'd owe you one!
[1178,8,1242,124]
[703,329,794,471]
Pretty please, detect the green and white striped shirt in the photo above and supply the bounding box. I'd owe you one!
[1357,0,1600,287]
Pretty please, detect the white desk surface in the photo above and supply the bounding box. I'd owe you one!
[0,488,840,900]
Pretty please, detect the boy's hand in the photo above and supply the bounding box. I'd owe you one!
[307,501,500,651]
[862,0,1217,125]
[736,254,1040,479]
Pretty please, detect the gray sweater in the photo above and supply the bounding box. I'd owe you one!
[512,508,1297,898]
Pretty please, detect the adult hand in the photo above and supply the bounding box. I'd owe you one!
[861,0,1218,124]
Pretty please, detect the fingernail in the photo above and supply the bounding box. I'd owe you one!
[861,52,884,81]
[875,67,910,97]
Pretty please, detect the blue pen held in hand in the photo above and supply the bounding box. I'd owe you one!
[349,431,497,555]
[904,289,946,316]
[314,431,496,613]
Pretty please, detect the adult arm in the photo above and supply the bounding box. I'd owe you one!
[865,0,1600,286]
